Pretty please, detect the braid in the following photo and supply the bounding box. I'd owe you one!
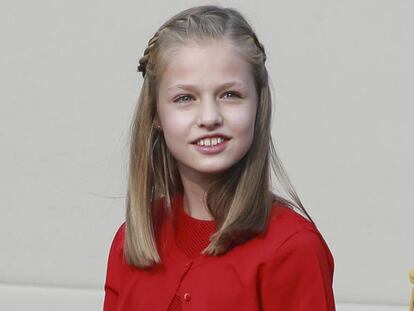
[251,33,267,63]
[137,28,266,78]
[137,31,162,78]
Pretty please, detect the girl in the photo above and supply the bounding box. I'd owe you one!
[104,5,335,311]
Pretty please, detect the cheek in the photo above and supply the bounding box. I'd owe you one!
[158,109,191,145]
[228,105,257,137]
[166,114,190,127]
[158,104,176,130]
[236,107,257,151]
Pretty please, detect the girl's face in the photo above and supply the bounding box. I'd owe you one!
[157,38,258,184]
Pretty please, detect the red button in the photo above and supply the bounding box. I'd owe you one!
[183,292,191,301]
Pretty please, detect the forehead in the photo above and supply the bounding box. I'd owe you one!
[159,39,253,89]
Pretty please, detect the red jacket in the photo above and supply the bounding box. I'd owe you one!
[104,194,335,310]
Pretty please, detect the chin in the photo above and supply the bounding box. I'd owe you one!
[197,163,234,175]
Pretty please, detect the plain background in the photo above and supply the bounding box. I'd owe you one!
[1,0,413,310]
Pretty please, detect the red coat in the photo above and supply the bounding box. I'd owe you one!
[104,194,336,310]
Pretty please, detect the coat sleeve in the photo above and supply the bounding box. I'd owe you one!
[260,228,336,310]
[103,223,125,311]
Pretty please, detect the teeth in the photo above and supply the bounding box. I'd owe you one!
[196,137,225,146]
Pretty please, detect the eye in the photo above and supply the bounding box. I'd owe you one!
[174,94,193,103]
[222,91,241,99]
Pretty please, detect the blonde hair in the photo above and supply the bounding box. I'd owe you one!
[125,5,315,268]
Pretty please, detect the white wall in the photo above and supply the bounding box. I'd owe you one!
[1,0,412,309]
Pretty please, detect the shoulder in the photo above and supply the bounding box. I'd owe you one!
[260,203,334,268]
[108,196,170,256]
[108,222,126,257]
[263,202,317,244]
[258,205,336,309]
[271,202,314,228]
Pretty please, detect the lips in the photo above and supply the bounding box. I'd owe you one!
[190,133,231,144]
[192,138,229,155]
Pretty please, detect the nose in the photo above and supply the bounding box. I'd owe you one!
[196,97,223,129]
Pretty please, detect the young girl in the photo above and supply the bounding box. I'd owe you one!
[104,5,335,311]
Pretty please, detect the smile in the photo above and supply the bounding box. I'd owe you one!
[192,138,229,155]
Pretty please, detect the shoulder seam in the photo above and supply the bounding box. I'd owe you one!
[271,227,321,258]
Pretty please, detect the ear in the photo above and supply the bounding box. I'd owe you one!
[153,116,162,131]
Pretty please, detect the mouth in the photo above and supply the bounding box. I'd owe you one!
[190,133,232,145]
[191,137,230,155]
[191,137,231,147]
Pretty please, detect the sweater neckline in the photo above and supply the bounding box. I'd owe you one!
[175,192,216,224]
[165,192,290,267]
[171,192,217,260]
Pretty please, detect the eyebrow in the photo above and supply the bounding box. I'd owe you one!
[167,81,245,92]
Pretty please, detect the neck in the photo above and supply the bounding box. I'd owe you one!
[177,167,218,221]
[182,189,213,221]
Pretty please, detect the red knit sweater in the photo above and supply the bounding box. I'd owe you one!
[103,192,336,310]
[168,198,217,311]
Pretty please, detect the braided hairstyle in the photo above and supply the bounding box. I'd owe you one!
[126,5,313,267]
[137,31,161,78]
[136,6,267,83]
